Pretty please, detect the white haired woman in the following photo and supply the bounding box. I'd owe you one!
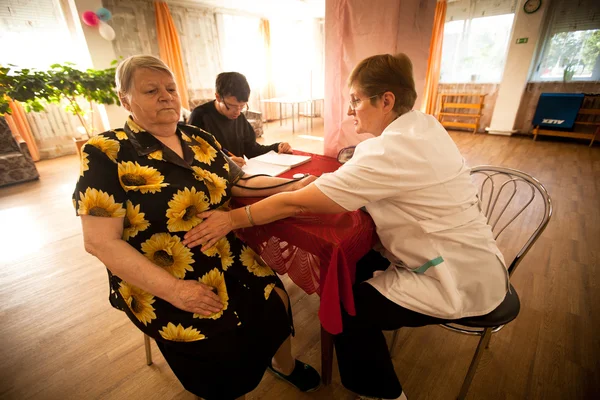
[184,53,509,400]
[73,55,320,400]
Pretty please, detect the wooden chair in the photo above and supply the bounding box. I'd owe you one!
[437,93,487,134]
[389,166,553,400]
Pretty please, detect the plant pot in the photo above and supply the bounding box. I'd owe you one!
[73,137,88,156]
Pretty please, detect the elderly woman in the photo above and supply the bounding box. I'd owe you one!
[185,53,509,400]
[72,55,320,400]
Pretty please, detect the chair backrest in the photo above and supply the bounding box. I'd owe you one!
[0,117,21,155]
[470,166,552,276]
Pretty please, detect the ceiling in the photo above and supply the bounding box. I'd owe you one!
[169,0,325,19]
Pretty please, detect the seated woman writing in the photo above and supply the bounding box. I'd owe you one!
[73,55,320,400]
[184,53,509,400]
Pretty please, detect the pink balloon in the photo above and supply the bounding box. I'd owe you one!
[82,11,99,27]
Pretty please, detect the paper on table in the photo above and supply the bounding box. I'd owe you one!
[251,151,311,168]
[242,159,291,177]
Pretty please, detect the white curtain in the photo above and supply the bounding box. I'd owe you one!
[216,13,266,111]
[169,5,223,103]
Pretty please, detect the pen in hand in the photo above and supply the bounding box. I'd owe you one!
[223,148,246,167]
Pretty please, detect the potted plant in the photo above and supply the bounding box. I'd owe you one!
[0,61,120,153]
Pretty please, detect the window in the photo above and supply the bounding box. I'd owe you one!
[440,0,517,83]
[0,0,80,69]
[533,0,600,81]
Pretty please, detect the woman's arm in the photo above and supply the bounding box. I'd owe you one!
[183,183,346,250]
[231,174,316,197]
[81,215,223,316]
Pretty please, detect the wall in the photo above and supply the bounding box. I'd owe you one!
[69,0,130,130]
[323,0,436,157]
[487,0,550,134]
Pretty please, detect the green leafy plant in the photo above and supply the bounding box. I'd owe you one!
[0,61,120,137]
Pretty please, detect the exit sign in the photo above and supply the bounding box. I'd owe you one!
[516,37,529,44]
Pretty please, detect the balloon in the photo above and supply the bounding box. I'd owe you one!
[96,8,112,22]
[98,21,116,41]
[82,11,99,27]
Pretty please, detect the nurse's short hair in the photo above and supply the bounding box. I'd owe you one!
[115,55,174,97]
[348,53,417,115]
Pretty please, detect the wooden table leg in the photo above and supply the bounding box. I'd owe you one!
[320,326,334,385]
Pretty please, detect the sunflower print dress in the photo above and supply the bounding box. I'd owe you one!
[72,118,290,356]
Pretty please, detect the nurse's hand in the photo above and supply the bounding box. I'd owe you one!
[168,279,223,316]
[183,210,233,251]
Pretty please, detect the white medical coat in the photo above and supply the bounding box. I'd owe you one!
[315,111,508,319]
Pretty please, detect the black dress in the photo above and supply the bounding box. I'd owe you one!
[72,117,291,399]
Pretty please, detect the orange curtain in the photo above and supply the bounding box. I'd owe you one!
[421,0,447,115]
[4,99,40,161]
[260,19,277,121]
[154,1,190,110]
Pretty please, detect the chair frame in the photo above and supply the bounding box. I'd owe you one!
[389,165,552,399]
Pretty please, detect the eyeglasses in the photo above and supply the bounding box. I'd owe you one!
[349,93,384,111]
[221,99,248,112]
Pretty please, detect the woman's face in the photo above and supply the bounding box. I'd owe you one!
[122,68,181,127]
[347,85,397,136]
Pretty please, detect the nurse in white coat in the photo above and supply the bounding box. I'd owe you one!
[184,53,509,400]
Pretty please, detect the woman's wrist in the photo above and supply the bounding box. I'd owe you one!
[230,208,252,229]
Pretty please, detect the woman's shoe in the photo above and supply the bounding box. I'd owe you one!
[267,359,321,392]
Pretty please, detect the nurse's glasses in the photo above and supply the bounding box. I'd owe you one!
[349,93,384,111]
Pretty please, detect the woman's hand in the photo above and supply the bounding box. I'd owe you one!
[167,279,223,316]
[182,210,233,250]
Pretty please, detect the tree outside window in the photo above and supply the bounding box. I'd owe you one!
[537,30,600,81]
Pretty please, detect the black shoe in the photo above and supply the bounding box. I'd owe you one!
[267,359,321,392]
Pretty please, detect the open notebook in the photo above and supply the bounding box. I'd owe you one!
[242,151,311,176]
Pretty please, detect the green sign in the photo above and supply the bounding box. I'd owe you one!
[516,37,529,44]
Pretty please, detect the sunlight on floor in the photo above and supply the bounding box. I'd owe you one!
[0,206,44,263]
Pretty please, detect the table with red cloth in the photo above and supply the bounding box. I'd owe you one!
[233,151,377,335]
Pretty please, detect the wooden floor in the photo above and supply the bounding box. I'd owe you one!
[1,125,599,400]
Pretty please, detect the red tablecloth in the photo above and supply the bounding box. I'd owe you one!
[234,151,377,334]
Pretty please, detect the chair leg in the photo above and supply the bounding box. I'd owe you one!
[457,328,492,400]
[389,329,400,355]
[144,334,153,366]
[320,326,334,386]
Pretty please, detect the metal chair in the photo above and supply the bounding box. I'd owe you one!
[389,165,552,400]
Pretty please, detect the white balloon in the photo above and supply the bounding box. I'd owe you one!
[98,21,116,41]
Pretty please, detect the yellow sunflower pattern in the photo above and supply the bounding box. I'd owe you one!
[118,282,156,325]
[192,167,227,204]
[159,322,206,342]
[115,130,128,140]
[202,237,234,271]
[85,135,120,163]
[77,188,126,218]
[123,200,150,240]
[190,135,218,165]
[147,149,163,161]
[80,150,89,176]
[126,117,144,133]
[141,233,194,278]
[194,268,229,320]
[181,133,192,142]
[118,161,169,194]
[165,187,210,232]
[264,283,276,300]
[223,162,230,173]
[240,246,275,277]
